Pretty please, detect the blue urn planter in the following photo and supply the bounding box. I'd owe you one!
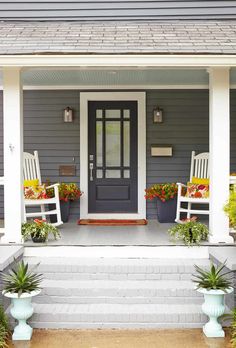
[156,197,177,223]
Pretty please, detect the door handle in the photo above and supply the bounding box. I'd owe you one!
[89,163,94,181]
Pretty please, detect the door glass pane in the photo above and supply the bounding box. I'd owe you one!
[106,170,121,178]
[96,169,103,178]
[124,169,130,178]
[123,121,130,167]
[105,110,121,118]
[106,121,121,166]
[123,109,130,119]
[96,121,103,166]
[96,109,103,118]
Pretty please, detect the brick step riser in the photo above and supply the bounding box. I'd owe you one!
[41,273,194,281]
[30,322,206,329]
[38,288,201,298]
[34,295,203,305]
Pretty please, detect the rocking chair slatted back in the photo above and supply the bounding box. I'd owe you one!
[23,151,42,184]
[190,151,209,181]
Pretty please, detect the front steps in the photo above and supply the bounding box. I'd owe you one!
[25,257,210,329]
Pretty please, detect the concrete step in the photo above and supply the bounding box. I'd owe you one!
[34,279,203,305]
[25,257,210,280]
[30,303,207,329]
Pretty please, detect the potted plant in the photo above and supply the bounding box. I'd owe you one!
[168,217,209,246]
[145,183,178,222]
[47,182,82,223]
[2,260,43,340]
[0,305,10,348]
[192,260,233,338]
[224,189,236,230]
[22,218,60,243]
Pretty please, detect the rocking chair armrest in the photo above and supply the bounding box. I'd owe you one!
[176,182,187,188]
[46,183,59,190]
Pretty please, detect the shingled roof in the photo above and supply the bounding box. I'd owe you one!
[0,20,236,55]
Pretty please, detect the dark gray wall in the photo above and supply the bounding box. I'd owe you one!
[0,89,236,220]
[1,1,236,21]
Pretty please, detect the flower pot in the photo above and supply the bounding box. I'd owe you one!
[49,200,71,223]
[31,234,46,243]
[197,287,233,337]
[156,197,177,223]
[3,290,41,340]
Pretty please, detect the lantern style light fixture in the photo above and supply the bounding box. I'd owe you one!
[153,106,163,123]
[63,106,73,123]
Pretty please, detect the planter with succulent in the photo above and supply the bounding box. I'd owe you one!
[145,183,178,223]
[192,260,233,337]
[0,305,10,348]
[2,260,43,340]
[47,182,82,223]
[168,217,209,246]
[22,219,60,243]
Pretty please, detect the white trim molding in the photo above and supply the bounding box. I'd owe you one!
[80,91,146,220]
[1,54,236,67]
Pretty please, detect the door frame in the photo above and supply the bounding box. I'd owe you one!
[80,91,146,219]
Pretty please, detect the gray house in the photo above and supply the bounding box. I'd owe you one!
[1,0,236,330]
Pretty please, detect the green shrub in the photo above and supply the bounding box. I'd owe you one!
[224,190,236,229]
[0,305,9,348]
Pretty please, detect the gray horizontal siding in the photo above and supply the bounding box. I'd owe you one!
[0,89,236,220]
[0,1,236,20]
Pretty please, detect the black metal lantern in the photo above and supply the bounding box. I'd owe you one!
[153,107,163,123]
[63,106,73,123]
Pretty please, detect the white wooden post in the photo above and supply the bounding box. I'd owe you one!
[209,67,233,243]
[2,68,23,243]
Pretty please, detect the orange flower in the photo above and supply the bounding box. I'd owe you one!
[194,191,202,198]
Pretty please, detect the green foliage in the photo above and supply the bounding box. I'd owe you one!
[145,183,178,202]
[2,260,43,297]
[0,305,9,348]
[168,221,209,246]
[21,219,60,242]
[220,308,236,347]
[192,260,233,292]
[224,190,236,228]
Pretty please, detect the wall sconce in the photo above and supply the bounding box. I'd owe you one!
[153,107,163,123]
[63,107,73,123]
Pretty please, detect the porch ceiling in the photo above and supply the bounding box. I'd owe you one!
[1,68,210,87]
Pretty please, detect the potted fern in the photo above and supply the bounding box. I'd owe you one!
[2,260,43,340]
[192,260,233,337]
[21,219,60,243]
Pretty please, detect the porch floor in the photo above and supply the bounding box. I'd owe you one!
[23,219,235,246]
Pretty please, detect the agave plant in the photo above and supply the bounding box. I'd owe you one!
[192,260,233,292]
[0,305,9,348]
[2,260,43,297]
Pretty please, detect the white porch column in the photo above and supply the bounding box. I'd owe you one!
[209,67,233,243]
[2,67,23,243]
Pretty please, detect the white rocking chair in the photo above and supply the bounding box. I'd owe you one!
[175,151,210,222]
[23,151,63,226]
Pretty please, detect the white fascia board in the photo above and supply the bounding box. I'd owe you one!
[0,54,236,67]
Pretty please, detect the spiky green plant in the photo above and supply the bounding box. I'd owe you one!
[192,260,233,292]
[0,305,10,348]
[2,260,43,297]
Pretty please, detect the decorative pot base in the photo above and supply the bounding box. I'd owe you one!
[12,322,33,341]
[203,323,225,338]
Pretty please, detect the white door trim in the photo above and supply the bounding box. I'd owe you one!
[80,91,146,219]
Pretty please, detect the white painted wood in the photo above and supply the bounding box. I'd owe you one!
[80,92,146,220]
[1,68,23,243]
[24,246,209,259]
[0,54,236,67]
[23,151,63,226]
[175,151,210,223]
[209,68,233,243]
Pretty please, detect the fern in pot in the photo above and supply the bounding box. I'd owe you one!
[2,260,43,341]
[22,219,60,243]
[192,260,233,338]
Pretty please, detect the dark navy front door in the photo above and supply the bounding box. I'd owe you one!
[88,101,138,213]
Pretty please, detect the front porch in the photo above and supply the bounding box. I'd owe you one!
[0,58,236,244]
